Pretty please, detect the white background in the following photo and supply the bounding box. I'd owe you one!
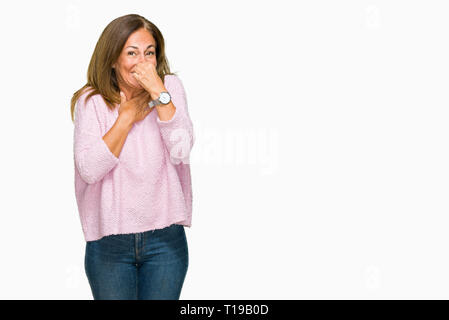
[0,0,448,299]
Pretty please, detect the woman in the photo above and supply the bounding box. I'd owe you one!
[70,14,194,300]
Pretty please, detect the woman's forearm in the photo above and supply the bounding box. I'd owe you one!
[155,101,176,121]
[102,115,133,158]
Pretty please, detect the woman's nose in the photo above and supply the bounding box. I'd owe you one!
[137,54,146,63]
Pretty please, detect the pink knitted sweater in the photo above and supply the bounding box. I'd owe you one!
[73,74,194,242]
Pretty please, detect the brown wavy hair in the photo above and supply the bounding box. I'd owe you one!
[70,14,176,122]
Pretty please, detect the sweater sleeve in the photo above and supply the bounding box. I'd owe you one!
[73,92,120,184]
[156,75,195,165]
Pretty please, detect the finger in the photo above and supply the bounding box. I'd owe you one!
[130,90,147,103]
[145,107,153,115]
[138,90,148,98]
[120,91,127,104]
[134,97,147,109]
[133,65,142,74]
[141,106,152,117]
[138,92,151,104]
[135,106,144,117]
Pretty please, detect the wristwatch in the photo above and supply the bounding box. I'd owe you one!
[148,91,171,107]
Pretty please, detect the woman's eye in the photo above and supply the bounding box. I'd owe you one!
[127,51,154,56]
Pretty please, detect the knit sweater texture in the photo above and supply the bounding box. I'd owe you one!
[73,74,194,242]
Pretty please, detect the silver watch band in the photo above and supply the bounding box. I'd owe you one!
[148,99,161,108]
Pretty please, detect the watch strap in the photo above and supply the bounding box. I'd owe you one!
[148,98,161,108]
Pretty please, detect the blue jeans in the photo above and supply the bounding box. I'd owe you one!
[84,223,189,300]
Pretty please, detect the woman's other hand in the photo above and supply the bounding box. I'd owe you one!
[118,90,154,125]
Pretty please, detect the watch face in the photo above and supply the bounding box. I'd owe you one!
[160,92,171,104]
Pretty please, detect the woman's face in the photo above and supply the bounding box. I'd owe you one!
[113,28,157,89]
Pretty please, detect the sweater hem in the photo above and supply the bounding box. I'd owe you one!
[84,216,192,242]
